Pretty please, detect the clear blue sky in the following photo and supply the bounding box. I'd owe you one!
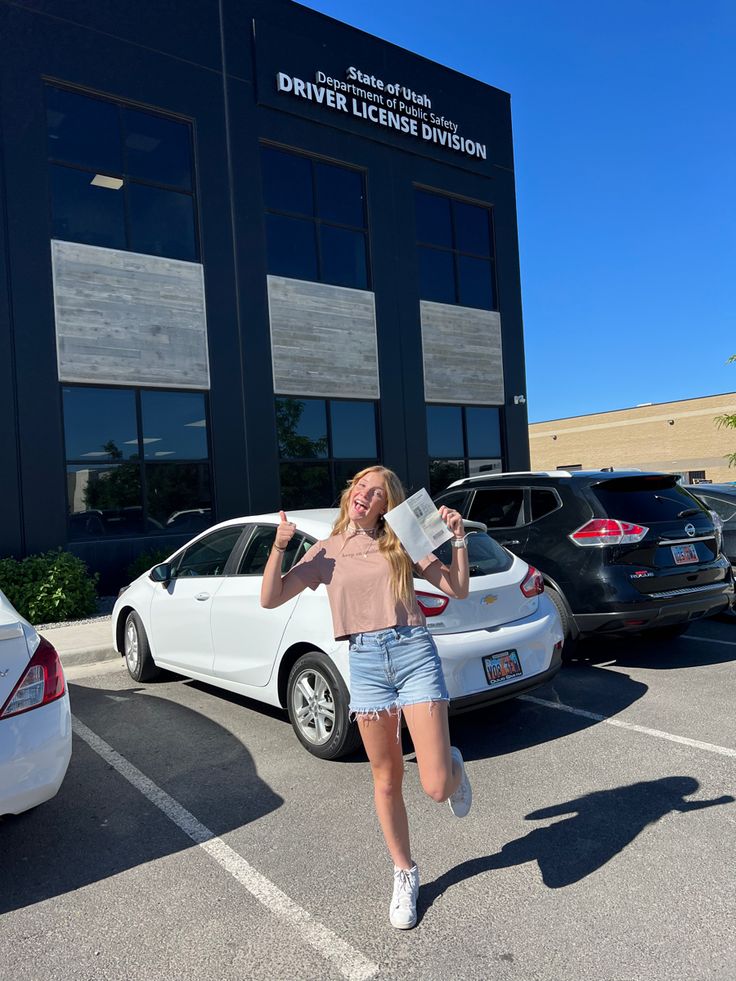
[299,1,736,422]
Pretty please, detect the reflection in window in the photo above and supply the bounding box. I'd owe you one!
[64,385,212,540]
[262,145,369,290]
[50,166,126,251]
[427,404,503,497]
[415,189,496,310]
[276,396,379,507]
[46,84,198,263]
[237,527,306,577]
[173,526,243,578]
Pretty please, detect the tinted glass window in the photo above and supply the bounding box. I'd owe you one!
[320,226,367,289]
[123,108,192,189]
[454,202,491,256]
[468,459,501,477]
[316,162,365,227]
[261,148,314,216]
[175,526,243,577]
[418,247,455,304]
[429,459,465,497]
[465,407,501,458]
[591,477,710,524]
[530,489,559,521]
[331,401,376,458]
[140,390,208,460]
[51,165,126,249]
[433,490,468,511]
[432,531,512,577]
[146,462,211,529]
[266,214,318,281]
[427,405,463,457]
[276,398,328,459]
[279,463,331,510]
[128,184,196,261]
[238,526,306,576]
[46,87,121,173]
[699,495,736,524]
[469,488,524,528]
[66,463,142,539]
[415,191,452,248]
[457,255,494,309]
[63,386,138,461]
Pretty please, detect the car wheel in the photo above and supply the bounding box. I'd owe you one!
[287,651,361,761]
[124,611,160,682]
[546,587,578,658]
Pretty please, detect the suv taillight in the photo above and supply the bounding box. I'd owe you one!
[520,566,544,597]
[0,637,66,719]
[416,591,450,617]
[570,518,649,547]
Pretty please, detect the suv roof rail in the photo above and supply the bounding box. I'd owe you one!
[448,470,572,487]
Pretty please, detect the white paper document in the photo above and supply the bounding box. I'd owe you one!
[383,488,453,562]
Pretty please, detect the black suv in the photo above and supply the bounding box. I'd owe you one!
[435,470,734,646]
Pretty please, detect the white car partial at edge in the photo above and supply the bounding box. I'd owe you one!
[0,591,72,816]
[112,510,564,760]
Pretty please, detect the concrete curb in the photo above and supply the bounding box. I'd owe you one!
[59,646,120,669]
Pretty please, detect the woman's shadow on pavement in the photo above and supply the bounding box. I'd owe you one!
[420,776,734,914]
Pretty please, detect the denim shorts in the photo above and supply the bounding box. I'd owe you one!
[348,624,450,717]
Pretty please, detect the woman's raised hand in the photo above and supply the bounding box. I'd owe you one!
[276,510,297,549]
[438,505,464,539]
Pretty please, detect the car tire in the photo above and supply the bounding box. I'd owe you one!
[124,611,160,682]
[287,651,361,761]
[546,587,578,658]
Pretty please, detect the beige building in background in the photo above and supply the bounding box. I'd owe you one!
[530,392,736,483]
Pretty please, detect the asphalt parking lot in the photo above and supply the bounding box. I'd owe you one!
[2,619,735,981]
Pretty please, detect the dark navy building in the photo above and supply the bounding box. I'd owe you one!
[0,0,530,588]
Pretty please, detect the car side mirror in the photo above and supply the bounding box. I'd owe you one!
[149,562,172,584]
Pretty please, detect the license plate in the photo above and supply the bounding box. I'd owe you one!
[672,543,699,565]
[482,649,523,686]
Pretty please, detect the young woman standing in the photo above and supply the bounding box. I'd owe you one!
[261,465,472,930]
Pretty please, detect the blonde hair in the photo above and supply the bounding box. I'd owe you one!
[333,465,415,608]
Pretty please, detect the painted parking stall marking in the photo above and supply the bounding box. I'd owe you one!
[71,716,379,981]
[520,696,736,759]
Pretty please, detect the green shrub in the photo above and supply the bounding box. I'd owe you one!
[0,549,98,624]
[125,547,172,584]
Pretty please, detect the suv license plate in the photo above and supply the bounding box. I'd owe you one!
[672,543,699,565]
[482,649,523,686]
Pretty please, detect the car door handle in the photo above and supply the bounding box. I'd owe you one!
[500,539,520,546]
[195,592,211,601]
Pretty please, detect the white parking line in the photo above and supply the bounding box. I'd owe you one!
[71,716,379,981]
[519,696,736,759]
[685,634,736,647]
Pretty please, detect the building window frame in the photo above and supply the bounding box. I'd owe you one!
[46,82,200,263]
[427,403,504,496]
[261,142,371,291]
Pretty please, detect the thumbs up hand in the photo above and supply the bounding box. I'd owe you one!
[276,510,297,549]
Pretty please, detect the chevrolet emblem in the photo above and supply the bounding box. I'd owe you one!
[483,595,497,605]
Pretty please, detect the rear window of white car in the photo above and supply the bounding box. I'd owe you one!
[431,531,513,577]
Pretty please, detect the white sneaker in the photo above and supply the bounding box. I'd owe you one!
[389,864,419,929]
[448,746,472,817]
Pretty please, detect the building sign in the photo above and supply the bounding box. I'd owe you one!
[275,67,488,161]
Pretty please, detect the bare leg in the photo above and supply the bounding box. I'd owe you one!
[358,711,412,868]
[403,701,461,802]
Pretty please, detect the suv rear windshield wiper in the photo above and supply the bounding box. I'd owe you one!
[677,507,702,518]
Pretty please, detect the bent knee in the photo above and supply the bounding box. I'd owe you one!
[421,770,453,803]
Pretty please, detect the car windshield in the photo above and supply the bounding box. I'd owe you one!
[590,476,709,523]
[431,531,513,577]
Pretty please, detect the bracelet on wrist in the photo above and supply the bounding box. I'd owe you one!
[450,535,467,549]
[272,543,286,552]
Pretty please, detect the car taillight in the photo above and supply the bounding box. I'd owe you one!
[520,566,544,597]
[0,637,66,719]
[709,511,723,552]
[569,518,649,547]
[416,591,449,617]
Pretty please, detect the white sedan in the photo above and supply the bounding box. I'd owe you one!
[0,591,72,815]
[112,510,563,759]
